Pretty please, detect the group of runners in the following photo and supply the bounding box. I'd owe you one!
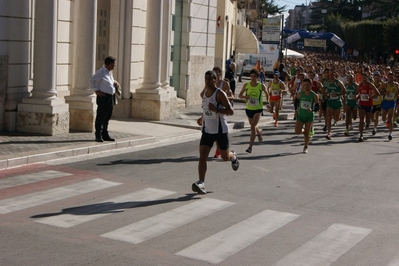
[192,52,398,194]
[284,55,399,148]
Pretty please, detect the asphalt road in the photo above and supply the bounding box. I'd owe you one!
[1,119,399,266]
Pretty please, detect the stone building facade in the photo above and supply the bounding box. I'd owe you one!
[0,0,249,135]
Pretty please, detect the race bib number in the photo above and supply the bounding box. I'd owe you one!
[373,96,380,101]
[203,107,216,119]
[347,93,354,100]
[300,101,312,110]
[272,90,279,96]
[248,97,259,106]
[329,94,338,100]
[385,93,395,100]
[360,94,369,101]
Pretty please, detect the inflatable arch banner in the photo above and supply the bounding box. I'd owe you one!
[285,30,345,48]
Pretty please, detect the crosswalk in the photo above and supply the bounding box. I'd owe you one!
[0,170,392,265]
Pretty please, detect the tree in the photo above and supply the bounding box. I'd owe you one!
[360,0,399,20]
[259,0,287,17]
[383,18,399,54]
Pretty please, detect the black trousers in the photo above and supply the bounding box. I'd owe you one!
[95,93,113,137]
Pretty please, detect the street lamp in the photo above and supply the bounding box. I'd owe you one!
[321,9,327,33]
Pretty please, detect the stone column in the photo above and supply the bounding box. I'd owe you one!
[131,0,177,120]
[16,0,69,135]
[109,0,133,118]
[65,0,97,132]
[160,0,177,115]
[0,56,7,132]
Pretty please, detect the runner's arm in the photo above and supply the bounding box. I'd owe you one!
[224,82,235,101]
[370,83,380,98]
[212,90,234,116]
[238,83,248,100]
[261,83,269,103]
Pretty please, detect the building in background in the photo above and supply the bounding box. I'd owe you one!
[0,0,259,135]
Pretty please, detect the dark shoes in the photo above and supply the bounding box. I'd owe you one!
[102,136,115,141]
[95,135,115,142]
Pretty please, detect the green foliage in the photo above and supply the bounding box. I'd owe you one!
[361,0,399,19]
[259,0,287,16]
[383,18,399,53]
[308,1,399,55]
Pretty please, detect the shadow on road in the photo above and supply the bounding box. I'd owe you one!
[31,193,200,219]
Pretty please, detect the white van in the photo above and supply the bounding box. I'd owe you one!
[236,44,279,76]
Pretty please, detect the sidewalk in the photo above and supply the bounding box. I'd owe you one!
[0,79,295,170]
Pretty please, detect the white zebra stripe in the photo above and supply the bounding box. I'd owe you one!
[272,223,372,266]
[386,255,399,266]
[101,198,234,244]
[176,209,299,264]
[0,170,73,190]
[35,188,176,228]
[0,178,121,214]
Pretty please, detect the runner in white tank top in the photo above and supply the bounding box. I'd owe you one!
[192,70,240,195]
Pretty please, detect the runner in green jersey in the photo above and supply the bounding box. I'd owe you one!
[238,69,268,154]
[324,69,346,140]
[295,78,319,154]
[344,74,358,136]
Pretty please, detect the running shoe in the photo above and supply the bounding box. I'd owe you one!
[213,149,221,158]
[325,133,331,140]
[192,181,206,194]
[303,146,308,154]
[386,122,389,128]
[344,129,349,136]
[231,151,239,171]
[309,127,314,138]
[322,125,327,132]
[257,130,263,142]
[333,121,337,126]
[388,134,393,141]
[372,129,376,135]
[274,121,278,127]
[365,124,369,130]
[359,135,364,142]
[245,146,252,153]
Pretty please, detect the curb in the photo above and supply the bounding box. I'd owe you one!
[0,137,155,170]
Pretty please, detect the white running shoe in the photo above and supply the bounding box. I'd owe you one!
[231,151,239,171]
[303,146,308,154]
[192,181,206,194]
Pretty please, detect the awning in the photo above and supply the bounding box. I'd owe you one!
[284,48,304,59]
[235,25,259,54]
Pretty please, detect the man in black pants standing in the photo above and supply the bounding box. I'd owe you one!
[90,56,119,142]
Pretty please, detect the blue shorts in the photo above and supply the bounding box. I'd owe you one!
[381,100,396,110]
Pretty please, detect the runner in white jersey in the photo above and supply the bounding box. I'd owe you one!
[192,70,239,195]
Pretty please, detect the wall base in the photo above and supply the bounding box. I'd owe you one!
[17,99,70,135]
[131,87,177,120]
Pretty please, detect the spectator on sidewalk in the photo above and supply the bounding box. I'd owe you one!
[226,55,234,71]
[90,56,119,142]
[225,62,237,95]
